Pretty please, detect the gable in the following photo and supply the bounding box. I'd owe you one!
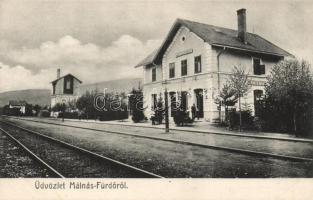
[162,26,209,77]
[51,74,82,84]
[163,26,205,60]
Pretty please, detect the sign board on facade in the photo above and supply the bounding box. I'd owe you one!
[176,49,193,58]
[248,80,266,86]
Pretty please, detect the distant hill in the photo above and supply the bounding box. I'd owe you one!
[0,78,143,107]
[0,89,51,107]
[78,78,142,95]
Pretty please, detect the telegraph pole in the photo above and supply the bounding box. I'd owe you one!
[164,88,169,133]
[62,99,66,122]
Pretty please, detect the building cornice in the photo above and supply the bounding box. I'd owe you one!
[143,71,267,86]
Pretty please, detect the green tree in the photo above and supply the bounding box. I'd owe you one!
[25,103,34,116]
[265,59,313,135]
[76,90,98,119]
[155,94,164,124]
[215,82,238,123]
[33,104,42,115]
[52,103,66,112]
[129,88,145,123]
[229,66,250,131]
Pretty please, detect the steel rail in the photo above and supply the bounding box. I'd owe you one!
[1,121,164,178]
[0,127,64,178]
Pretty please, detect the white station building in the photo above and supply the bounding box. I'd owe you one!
[135,9,293,122]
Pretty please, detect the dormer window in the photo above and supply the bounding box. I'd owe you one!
[253,58,265,75]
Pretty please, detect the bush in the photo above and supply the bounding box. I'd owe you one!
[52,103,66,112]
[38,110,50,117]
[9,107,22,116]
[173,110,193,126]
[153,97,164,124]
[129,88,145,123]
[58,112,79,119]
[132,110,144,123]
[228,110,254,130]
[98,110,128,121]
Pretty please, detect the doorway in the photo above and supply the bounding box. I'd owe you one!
[194,89,204,118]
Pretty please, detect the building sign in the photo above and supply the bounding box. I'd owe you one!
[176,49,193,58]
[248,80,266,86]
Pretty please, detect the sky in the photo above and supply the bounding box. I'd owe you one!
[0,0,312,92]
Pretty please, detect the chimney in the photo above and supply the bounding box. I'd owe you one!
[237,8,247,43]
[57,68,60,79]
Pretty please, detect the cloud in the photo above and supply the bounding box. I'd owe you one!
[7,35,160,69]
[0,35,161,92]
[0,62,56,92]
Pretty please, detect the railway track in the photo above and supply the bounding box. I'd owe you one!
[0,129,59,178]
[0,121,163,178]
[2,117,313,163]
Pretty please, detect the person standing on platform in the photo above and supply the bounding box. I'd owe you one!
[191,104,196,121]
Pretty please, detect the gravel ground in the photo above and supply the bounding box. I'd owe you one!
[12,117,313,159]
[4,118,313,178]
[1,124,156,178]
[0,130,54,178]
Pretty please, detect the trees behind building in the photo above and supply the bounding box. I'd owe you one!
[215,60,313,138]
[129,88,145,123]
[258,59,313,137]
[75,90,128,121]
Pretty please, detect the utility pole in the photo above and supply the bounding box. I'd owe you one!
[238,92,242,132]
[62,104,65,122]
[164,88,169,133]
[62,99,66,122]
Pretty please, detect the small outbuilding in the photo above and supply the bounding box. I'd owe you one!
[9,100,27,114]
[51,69,82,108]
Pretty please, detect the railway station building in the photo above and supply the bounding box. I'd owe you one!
[135,9,293,122]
